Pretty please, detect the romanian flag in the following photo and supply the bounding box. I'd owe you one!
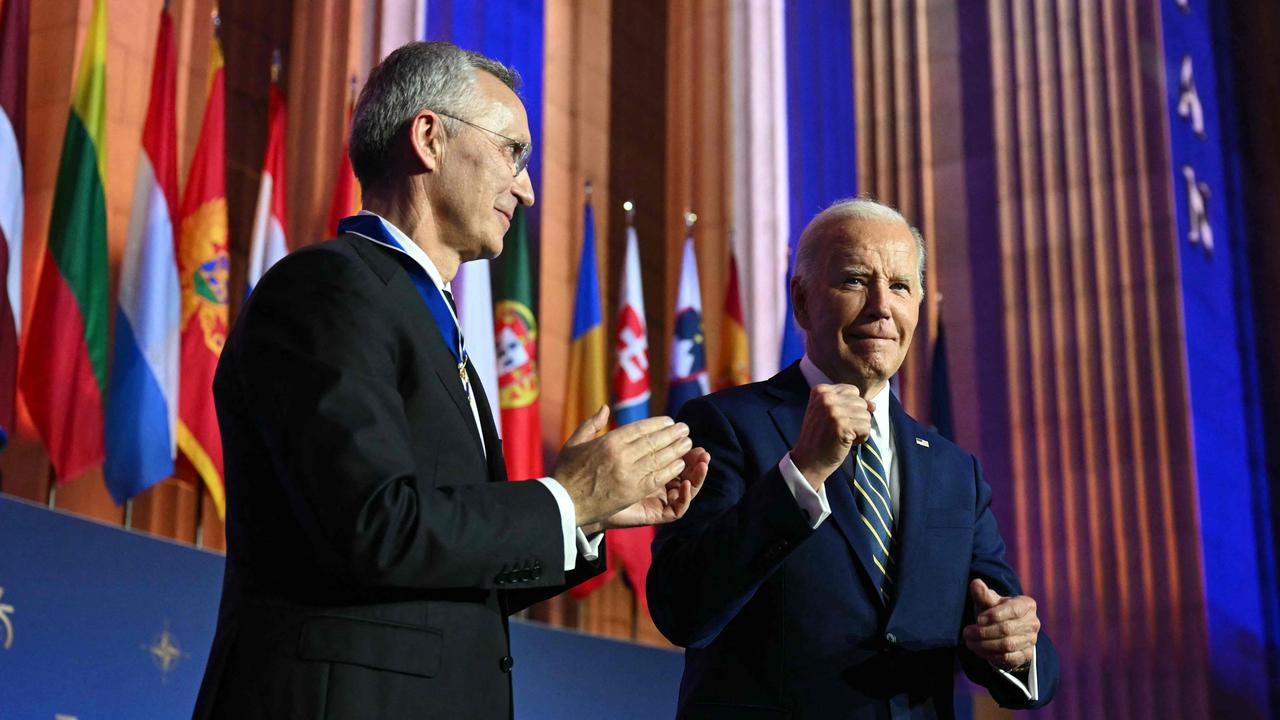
[246,78,288,294]
[104,7,180,503]
[666,227,708,417]
[19,0,108,481]
[494,205,542,479]
[560,198,607,442]
[177,35,229,518]
[0,0,28,437]
[565,197,610,600]
[326,95,360,236]
[716,250,750,389]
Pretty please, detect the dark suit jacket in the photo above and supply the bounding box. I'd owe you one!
[192,235,603,719]
[648,363,1059,719]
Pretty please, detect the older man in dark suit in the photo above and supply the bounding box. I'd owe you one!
[649,198,1058,719]
[193,41,707,719]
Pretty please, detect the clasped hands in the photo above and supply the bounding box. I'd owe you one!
[553,405,710,533]
[962,578,1040,673]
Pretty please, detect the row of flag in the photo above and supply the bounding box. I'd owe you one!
[0,2,360,517]
[546,200,750,605]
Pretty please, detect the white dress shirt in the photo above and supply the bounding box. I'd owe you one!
[353,211,602,571]
[775,354,1036,700]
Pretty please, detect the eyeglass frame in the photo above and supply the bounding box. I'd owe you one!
[434,110,532,178]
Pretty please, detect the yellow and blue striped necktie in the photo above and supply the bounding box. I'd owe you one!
[852,435,894,600]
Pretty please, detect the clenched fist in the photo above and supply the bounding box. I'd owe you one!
[789,383,874,490]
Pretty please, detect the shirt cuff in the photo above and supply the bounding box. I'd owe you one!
[577,529,604,562]
[535,477,579,571]
[778,452,832,528]
[995,646,1038,701]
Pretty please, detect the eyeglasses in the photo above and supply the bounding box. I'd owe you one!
[436,111,532,177]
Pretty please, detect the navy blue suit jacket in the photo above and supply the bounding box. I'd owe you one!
[649,363,1058,719]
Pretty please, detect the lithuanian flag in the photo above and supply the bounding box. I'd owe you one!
[19,0,107,482]
[177,34,229,518]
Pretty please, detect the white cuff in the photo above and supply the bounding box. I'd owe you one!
[535,477,579,571]
[778,453,832,528]
[577,529,604,562]
[995,646,1038,701]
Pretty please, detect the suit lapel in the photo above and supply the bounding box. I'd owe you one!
[886,395,933,620]
[467,360,509,483]
[764,363,885,605]
[347,235,486,458]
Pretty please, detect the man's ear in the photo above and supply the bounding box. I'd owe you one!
[790,275,810,331]
[410,110,444,173]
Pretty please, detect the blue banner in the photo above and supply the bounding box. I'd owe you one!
[780,0,858,368]
[1159,1,1277,716]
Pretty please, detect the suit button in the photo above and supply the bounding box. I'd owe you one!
[885,632,897,645]
[499,655,514,673]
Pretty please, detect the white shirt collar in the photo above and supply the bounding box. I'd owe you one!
[798,354,892,436]
[357,209,450,295]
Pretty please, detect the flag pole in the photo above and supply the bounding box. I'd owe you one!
[194,482,205,547]
[124,499,133,529]
[271,48,282,84]
[623,199,635,226]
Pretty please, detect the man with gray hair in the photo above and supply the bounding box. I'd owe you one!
[649,197,1059,718]
[194,41,708,719]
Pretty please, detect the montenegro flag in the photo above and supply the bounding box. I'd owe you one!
[177,34,229,518]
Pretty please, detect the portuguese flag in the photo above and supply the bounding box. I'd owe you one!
[494,205,542,479]
[19,0,108,482]
[177,35,229,518]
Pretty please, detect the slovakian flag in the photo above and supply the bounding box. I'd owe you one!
[596,209,657,608]
[103,7,180,504]
[666,227,709,418]
[326,93,361,236]
[494,205,542,479]
[177,34,229,518]
[19,0,108,482]
[246,78,288,295]
[0,0,28,439]
[716,249,751,390]
[612,216,649,426]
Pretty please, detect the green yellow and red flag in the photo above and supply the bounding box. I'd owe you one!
[19,0,108,481]
[494,205,542,479]
[716,250,751,389]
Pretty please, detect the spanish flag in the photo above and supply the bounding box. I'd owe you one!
[19,0,108,482]
[716,250,750,389]
[177,32,229,518]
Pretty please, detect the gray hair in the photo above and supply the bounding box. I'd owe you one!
[791,196,927,294]
[349,41,521,190]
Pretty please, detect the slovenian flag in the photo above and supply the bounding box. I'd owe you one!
[245,76,288,295]
[611,216,649,427]
[104,7,181,504]
[666,229,708,417]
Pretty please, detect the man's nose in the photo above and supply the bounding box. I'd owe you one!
[863,282,891,317]
[512,169,535,208]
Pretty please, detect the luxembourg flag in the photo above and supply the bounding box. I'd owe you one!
[666,225,708,417]
[104,8,180,503]
[246,79,287,295]
[611,213,649,427]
